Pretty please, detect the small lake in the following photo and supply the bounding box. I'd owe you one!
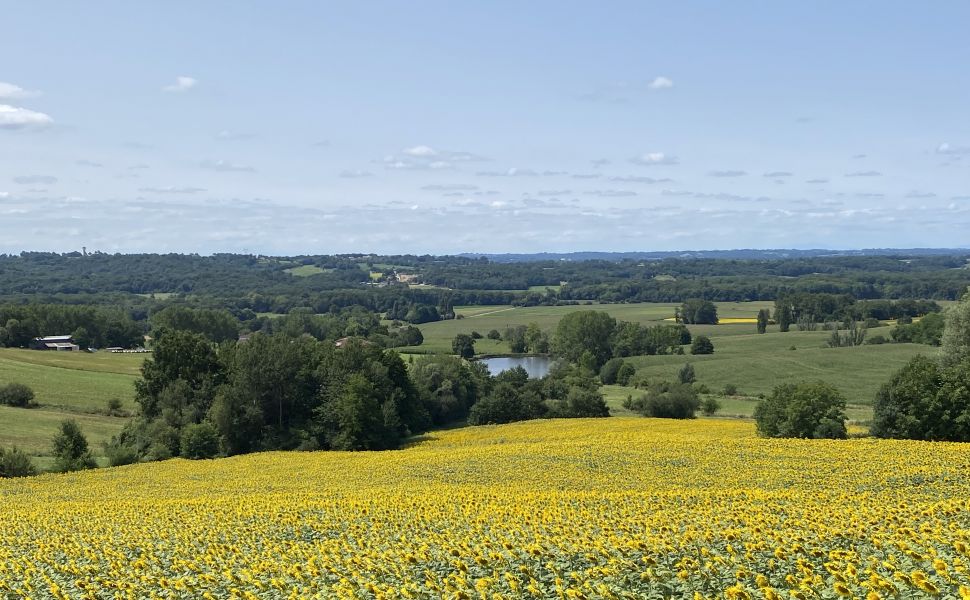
[479,355,554,379]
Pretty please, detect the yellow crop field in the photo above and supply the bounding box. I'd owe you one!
[2,418,970,599]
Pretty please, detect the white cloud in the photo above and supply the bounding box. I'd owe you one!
[844,170,882,177]
[13,175,57,185]
[199,159,255,172]
[630,152,678,166]
[404,145,437,157]
[0,104,53,129]
[76,159,104,168]
[163,76,197,93]
[216,130,256,141]
[937,142,970,156]
[609,175,672,184]
[648,76,674,90]
[138,186,207,194]
[339,169,374,178]
[0,82,40,100]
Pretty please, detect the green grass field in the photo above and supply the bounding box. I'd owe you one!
[0,349,144,461]
[420,301,776,353]
[284,265,327,277]
[0,405,127,457]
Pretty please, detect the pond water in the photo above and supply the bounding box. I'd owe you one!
[479,355,554,379]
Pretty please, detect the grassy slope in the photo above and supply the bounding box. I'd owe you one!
[0,349,144,458]
[622,329,929,406]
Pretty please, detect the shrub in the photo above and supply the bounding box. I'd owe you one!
[105,397,125,416]
[722,383,739,396]
[616,363,636,386]
[468,383,546,425]
[690,336,714,355]
[0,383,34,407]
[599,358,625,385]
[51,419,97,472]
[486,329,501,340]
[103,438,139,467]
[677,363,696,385]
[753,381,847,439]
[866,335,887,345]
[0,446,36,478]
[548,387,610,419]
[470,331,483,340]
[179,421,221,459]
[700,396,721,416]
[624,381,699,419]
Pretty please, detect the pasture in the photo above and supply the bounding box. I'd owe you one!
[0,349,142,458]
[2,417,968,598]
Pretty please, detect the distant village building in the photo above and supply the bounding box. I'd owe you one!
[30,335,80,352]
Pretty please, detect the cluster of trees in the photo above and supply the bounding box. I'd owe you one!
[0,304,143,348]
[870,291,970,441]
[105,328,610,464]
[754,382,848,439]
[889,312,944,345]
[677,299,719,324]
[774,294,939,332]
[468,364,609,425]
[552,311,694,371]
[504,323,550,353]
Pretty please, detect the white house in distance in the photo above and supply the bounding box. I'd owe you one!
[30,335,80,351]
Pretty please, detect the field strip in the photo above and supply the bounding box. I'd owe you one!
[465,307,518,318]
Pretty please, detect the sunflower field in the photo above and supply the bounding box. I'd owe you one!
[1,418,969,599]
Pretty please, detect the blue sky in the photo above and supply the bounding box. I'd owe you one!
[2,1,969,254]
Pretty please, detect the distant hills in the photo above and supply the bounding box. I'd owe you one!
[461,248,970,263]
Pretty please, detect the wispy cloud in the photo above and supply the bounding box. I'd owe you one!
[76,159,104,168]
[609,175,672,184]
[476,167,540,177]
[937,142,970,156]
[339,169,374,178]
[844,170,882,177]
[199,159,255,172]
[162,76,197,93]
[630,152,678,166]
[648,76,674,90]
[0,82,41,100]
[13,175,57,185]
[584,189,637,197]
[709,170,747,178]
[216,130,256,141]
[0,104,53,129]
[763,171,792,178]
[138,186,207,194]
[421,184,479,191]
[806,178,829,184]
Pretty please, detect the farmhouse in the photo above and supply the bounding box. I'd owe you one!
[30,335,80,351]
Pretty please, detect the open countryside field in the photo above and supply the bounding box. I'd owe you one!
[0,349,142,459]
[2,418,969,598]
[418,301,776,354]
[623,330,929,407]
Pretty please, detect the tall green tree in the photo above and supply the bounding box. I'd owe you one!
[757,309,770,334]
[753,382,847,439]
[52,419,97,472]
[941,288,970,367]
[552,310,616,369]
[679,299,719,324]
[452,333,475,359]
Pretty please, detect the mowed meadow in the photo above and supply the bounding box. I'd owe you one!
[1,418,969,599]
[0,349,140,463]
